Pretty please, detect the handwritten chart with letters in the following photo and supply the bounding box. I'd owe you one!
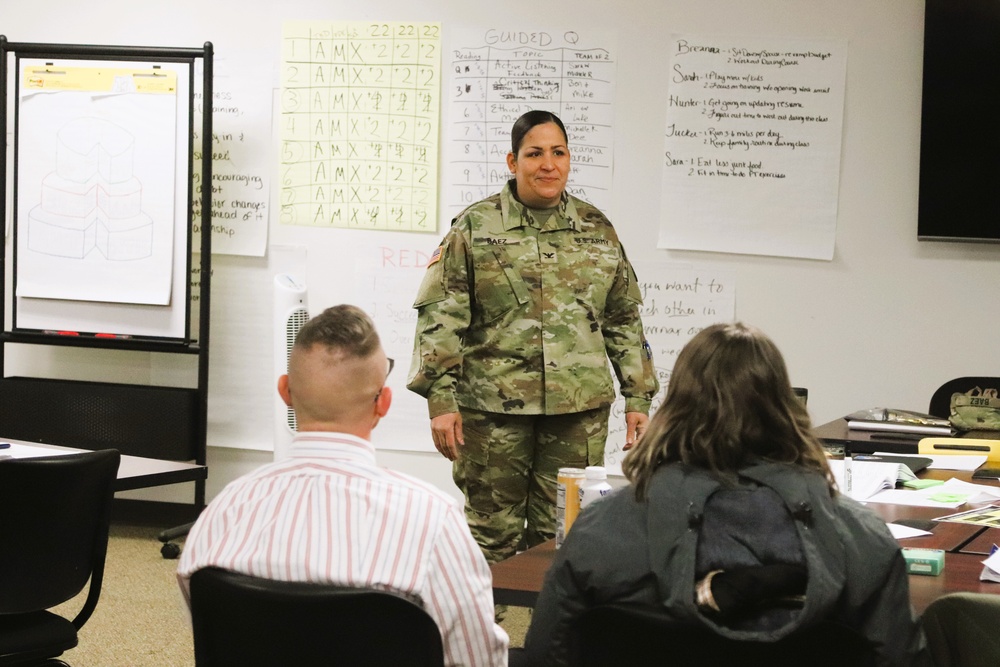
[280,21,442,232]
[446,28,616,220]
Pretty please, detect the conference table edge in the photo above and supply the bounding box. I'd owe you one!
[2,436,207,492]
[490,418,1000,610]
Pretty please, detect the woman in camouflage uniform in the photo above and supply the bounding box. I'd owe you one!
[407,110,658,564]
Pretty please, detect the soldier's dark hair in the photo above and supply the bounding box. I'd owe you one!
[622,322,833,501]
[294,304,381,359]
[510,110,568,155]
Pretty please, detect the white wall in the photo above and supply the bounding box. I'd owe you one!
[4,0,998,507]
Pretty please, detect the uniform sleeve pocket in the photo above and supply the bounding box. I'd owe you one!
[412,255,447,308]
[624,263,644,305]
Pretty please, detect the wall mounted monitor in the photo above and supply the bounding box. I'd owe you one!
[919,0,1000,243]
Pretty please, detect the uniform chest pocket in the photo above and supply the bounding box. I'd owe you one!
[563,241,620,311]
[471,244,530,323]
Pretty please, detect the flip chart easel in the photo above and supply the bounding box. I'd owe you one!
[0,37,214,518]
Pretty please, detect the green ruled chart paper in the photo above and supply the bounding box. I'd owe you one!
[280,21,441,232]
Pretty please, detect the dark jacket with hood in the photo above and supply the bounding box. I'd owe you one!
[521,461,927,666]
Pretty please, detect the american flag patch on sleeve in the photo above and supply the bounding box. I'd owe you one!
[427,246,442,267]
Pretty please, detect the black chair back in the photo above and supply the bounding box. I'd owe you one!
[570,605,876,667]
[928,376,1000,419]
[190,568,445,667]
[0,449,120,664]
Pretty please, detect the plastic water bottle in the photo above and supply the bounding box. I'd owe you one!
[578,466,613,510]
[556,467,586,548]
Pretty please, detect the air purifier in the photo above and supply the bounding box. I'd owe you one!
[273,273,309,461]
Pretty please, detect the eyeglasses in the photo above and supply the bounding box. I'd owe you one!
[375,357,394,402]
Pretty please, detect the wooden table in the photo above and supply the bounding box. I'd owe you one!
[491,422,1000,614]
[907,553,999,613]
[491,539,557,608]
[493,549,1000,615]
[490,512,997,615]
[959,528,1000,556]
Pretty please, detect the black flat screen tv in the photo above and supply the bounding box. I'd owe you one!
[919,0,1000,243]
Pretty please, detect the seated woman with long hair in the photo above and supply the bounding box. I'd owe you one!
[520,322,927,666]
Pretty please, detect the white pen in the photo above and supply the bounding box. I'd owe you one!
[844,446,853,498]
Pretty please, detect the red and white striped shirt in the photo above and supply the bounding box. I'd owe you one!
[177,432,509,667]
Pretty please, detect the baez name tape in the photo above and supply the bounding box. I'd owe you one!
[902,548,945,576]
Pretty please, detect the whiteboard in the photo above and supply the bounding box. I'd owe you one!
[3,1,1000,502]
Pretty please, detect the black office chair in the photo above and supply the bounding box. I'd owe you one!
[922,592,1000,667]
[928,377,1000,419]
[569,605,876,667]
[0,449,121,667]
[189,568,444,667]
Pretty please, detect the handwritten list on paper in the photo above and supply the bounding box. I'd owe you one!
[280,21,442,232]
[658,35,847,260]
[192,69,271,256]
[446,28,616,221]
[604,263,736,474]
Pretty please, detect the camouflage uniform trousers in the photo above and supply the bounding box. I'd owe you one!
[455,405,610,565]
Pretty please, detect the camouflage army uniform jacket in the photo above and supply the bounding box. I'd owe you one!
[407,180,658,418]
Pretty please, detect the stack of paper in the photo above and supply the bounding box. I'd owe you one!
[829,459,917,502]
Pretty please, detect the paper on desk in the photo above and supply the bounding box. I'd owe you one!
[934,478,1000,504]
[887,523,933,539]
[981,546,1000,583]
[0,443,78,459]
[866,477,1000,508]
[865,487,967,508]
[874,451,987,471]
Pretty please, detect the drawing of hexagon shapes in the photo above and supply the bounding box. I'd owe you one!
[40,172,100,219]
[95,211,154,261]
[27,205,99,259]
[96,177,143,219]
[55,117,135,184]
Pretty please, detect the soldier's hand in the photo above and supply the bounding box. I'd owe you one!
[430,412,464,461]
[623,411,649,450]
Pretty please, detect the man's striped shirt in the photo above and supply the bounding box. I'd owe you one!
[178,432,508,667]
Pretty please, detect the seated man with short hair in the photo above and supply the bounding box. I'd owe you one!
[177,304,509,667]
